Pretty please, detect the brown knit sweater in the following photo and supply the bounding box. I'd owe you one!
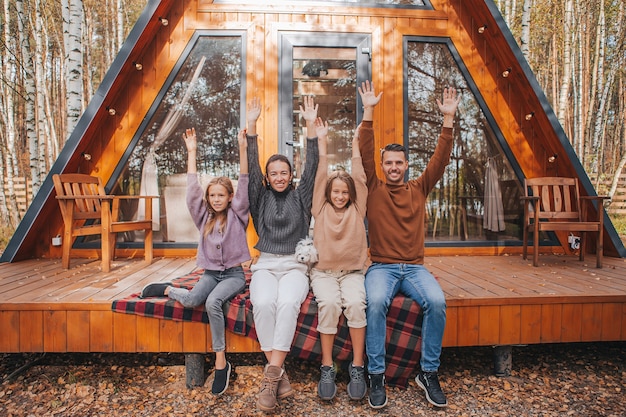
[359,121,453,265]
[312,154,368,271]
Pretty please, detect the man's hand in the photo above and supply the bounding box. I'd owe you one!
[437,87,461,117]
[358,80,383,109]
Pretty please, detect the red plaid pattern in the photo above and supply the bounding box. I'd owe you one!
[112,268,423,387]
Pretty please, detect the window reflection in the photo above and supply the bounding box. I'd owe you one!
[118,35,243,244]
[217,0,426,5]
[406,41,523,243]
[291,47,358,183]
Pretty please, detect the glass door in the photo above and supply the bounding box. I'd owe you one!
[279,32,371,183]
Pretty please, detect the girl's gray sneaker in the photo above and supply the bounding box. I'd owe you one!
[317,365,337,400]
[347,363,367,400]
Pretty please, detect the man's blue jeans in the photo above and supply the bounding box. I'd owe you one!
[365,262,446,374]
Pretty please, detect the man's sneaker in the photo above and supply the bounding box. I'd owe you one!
[140,282,171,298]
[211,362,231,396]
[368,373,387,409]
[317,365,337,400]
[347,363,367,400]
[277,369,293,399]
[257,365,283,412]
[415,370,448,407]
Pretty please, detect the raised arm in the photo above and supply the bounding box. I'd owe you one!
[357,81,382,188]
[182,128,198,174]
[312,117,329,216]
[238,128,248,175]
[352,125,361,158]
[245,98,264,221]
[315,117,328,157]
[246,97,261,136]
[351,127,368,215]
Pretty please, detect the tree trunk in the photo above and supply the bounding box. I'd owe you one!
[520,0,532,58]
[63,0,84,141]
[558,0,574,134]
[2,0,22,226]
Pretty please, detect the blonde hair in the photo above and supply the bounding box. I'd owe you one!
[204,177,234,236]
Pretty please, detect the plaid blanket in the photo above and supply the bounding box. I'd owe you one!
[112,269,423,388]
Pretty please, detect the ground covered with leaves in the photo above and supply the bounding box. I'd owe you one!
[0,342,624,416]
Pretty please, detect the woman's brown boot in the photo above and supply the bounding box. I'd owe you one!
[257,365,282,412]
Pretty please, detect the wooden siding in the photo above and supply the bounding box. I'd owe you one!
[1,255,625,354]
[8,0,622,265]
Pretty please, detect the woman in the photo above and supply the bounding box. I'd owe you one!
[245,96,319,412]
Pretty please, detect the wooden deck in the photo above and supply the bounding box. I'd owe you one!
[1,255,625,355]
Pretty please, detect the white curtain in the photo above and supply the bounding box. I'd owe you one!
[136,56,207,230]
[483,157,506,232]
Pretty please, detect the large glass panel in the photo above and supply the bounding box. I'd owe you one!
[406,40,523,243]
[115,35,243,245]
[291,47,358,183]
[217,0,427,5]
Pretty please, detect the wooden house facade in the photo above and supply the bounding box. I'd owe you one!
[1,0,625,368]
[3,0,625,262]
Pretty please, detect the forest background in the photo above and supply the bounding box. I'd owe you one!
[0,0,625,250]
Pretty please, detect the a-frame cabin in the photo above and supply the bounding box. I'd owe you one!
[1,0,625,367]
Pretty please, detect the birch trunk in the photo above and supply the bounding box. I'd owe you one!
[558,0,574,134]
[1,0,22,226]
[63,0,84,140]
[17,0,39,198]
[520,0,532,58]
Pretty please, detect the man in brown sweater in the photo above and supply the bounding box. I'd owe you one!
[358,81,460,409]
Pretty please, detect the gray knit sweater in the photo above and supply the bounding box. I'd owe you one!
[247,134,319,255]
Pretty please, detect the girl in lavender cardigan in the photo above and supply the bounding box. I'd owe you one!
[141,127,251,396]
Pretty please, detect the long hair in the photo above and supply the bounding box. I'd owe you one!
[325,169,357,209]
[264,154,294,190]
[203,177,234,236]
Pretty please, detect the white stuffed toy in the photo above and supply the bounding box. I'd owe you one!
[295,237,319,270]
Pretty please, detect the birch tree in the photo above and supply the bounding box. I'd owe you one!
[62,0,84,142]
[1,0,22,226]
[520,0,532,58]
[557,0,574,140]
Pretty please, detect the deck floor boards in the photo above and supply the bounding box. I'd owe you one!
[1,254,625,352]
[1,254,625,305]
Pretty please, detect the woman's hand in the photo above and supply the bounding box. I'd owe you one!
[247,97,262,124]
[299,95,319,124]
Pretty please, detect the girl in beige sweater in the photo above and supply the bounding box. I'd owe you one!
[310,118,368,402]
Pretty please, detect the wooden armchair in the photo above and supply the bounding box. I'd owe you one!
[521,177,608,268]
[53,173,158,272]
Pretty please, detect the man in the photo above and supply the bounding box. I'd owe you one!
[358,80,461,409]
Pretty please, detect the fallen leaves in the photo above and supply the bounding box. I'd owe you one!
[0,343,624,416]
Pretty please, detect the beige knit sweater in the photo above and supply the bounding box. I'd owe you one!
[311,154,368,271]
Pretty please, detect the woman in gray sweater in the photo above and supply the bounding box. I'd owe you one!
[245,97,319,412]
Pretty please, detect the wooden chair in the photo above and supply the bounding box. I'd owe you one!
[521,177,608,268]
[53,173,158,272]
